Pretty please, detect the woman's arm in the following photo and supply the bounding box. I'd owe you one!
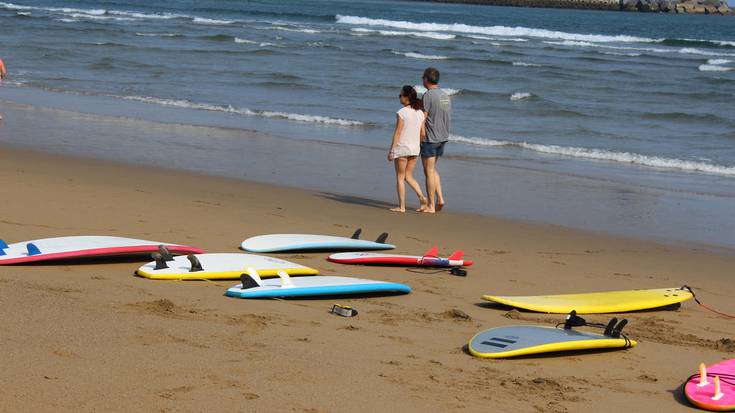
[420,112,427,141]
[388,114,404,161]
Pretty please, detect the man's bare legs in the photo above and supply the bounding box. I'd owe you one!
[421,156,445,213]
[433,159,445,211]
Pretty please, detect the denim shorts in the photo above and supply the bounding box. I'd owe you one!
[420,141,446,158]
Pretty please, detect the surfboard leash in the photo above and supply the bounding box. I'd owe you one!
[556,311,634,348]
[681,285,735,319]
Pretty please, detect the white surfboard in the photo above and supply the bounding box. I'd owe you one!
[240,228,395,253]
[226,268,411,299]
[0,236,203,264]
[136,253,318,280]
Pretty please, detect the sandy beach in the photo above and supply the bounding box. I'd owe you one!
[1,145,733,412]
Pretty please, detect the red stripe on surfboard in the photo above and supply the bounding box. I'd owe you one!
[0,245,204,264]
[328,256,473,267]
[328,256,421,265]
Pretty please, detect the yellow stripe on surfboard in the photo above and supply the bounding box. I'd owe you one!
[136,267,318,280]
[482,287,692,314]
[468,334,637,359]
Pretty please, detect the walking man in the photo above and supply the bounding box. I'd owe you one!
[420,67,450,213]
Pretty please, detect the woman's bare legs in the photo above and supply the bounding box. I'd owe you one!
[391,157,408,212]
[404,156,427,211]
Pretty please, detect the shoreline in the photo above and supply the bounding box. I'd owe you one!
[1,142,735,411]
[2,93,734,252]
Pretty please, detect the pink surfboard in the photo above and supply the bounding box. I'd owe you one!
[685,359,735,411]
[0,236,204,264]
[328,247,473,267]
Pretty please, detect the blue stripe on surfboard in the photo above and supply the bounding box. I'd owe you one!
[225,282,411,298]
[241,241,396,253]
[0,239,8,249]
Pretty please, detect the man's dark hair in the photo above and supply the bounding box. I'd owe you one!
[423,67,440,85]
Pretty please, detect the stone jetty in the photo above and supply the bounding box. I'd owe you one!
[423,0,734,14]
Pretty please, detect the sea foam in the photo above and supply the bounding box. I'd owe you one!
[350,28,455,40]
[510,92,532,100]
[393,51,449,60]
[450,135,735,177]
[413,86,461,96]
[118,96,367,127]
[337,15,656,43]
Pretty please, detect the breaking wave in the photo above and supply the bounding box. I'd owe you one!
[117,95,368,127]
[337,15,656,43]
[450,135,735,176]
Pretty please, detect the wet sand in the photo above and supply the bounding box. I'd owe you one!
[1,146,734,412]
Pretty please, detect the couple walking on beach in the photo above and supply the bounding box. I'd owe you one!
[388,67,451,214]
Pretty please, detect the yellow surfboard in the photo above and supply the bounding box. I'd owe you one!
[136,253,318,280]
[482,287,692,314]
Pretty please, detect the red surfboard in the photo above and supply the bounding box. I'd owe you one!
[328,247,472,267]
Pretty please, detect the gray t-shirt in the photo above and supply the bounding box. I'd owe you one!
[422,88,451,143]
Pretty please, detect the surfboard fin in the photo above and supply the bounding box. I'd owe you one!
[0,239,8,249]
[423,246,439,258]
[448,250,464,260]
[26,243,41,256]
[351,228,362,239]
[375,232,389,244]
[610,319,628,338]
[239,274,260,290]
[152,253,168,270]
[603,317,618,337]
[158,245,174,262]
[187,255,203,272]
[276,270,294,288]
[240,267,263,289]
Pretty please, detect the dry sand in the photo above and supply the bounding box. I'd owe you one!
[0,147,733,412]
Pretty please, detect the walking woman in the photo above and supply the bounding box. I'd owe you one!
[387,85,427,212]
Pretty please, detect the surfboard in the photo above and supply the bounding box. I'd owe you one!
[136,253,319,280]
[685,360,735,411]
[0,236,204,264]
[225,268,411,299]
[468,325,636,358]
[328,247,472,267]
[240,228,395,253]
[481,287,693,314]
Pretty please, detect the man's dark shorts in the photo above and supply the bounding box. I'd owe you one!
[420,141,446,158]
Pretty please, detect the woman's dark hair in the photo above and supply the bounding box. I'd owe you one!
[400,85,422,110]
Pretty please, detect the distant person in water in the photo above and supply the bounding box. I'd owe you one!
[420,67,450,213]
[387,85,428,213]
[0,57,5,120]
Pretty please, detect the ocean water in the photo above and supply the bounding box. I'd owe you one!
[1,0,734,248]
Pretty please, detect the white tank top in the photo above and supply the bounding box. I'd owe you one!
[396,106,424,155]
